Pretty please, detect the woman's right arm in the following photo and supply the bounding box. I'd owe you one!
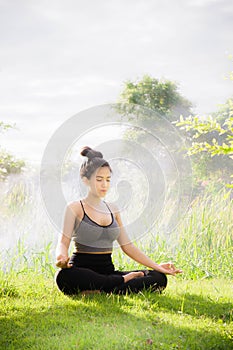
[56,234,73,268]
[55,203,79,269]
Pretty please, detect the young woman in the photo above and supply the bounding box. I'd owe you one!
[55,146,182,295]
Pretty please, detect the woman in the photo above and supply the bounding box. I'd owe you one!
[55,146,182,295]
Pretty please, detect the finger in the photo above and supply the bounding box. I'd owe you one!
[56,261,62,267]
[167,269,182,276]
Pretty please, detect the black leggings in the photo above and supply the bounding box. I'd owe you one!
[55,253,167,295]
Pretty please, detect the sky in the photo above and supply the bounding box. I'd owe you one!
[0,0,232,164]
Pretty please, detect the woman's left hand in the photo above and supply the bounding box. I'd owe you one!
[159,262,183,275]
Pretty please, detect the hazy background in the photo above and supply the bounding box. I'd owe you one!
[0,0,232,165]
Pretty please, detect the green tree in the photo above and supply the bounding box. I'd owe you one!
[116,74,193,159]
[177,104,233,158]
[0,121,25,180]
[118,75,192,121]
[175,58,233,187]
[175,95,232,187]
[176,105,233,185]
[115,75,194,210]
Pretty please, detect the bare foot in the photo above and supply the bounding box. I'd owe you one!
[123,271,144,283]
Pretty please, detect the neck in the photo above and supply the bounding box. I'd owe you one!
[84,193,103,207]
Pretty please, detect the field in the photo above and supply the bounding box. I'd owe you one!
[0,272,232,350]
[0,179,232,349]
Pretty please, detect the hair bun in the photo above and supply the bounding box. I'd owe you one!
[80,146,103,160]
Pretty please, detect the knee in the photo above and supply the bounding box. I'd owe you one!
[55,269,65,291]
[160,273,168,290]
[54,269,61,284]
[149,270,168,291]
[54,268,73,295]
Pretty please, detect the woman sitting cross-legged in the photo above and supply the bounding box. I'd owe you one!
[55,146,182,295]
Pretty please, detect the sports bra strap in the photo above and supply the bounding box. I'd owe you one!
[80,200,85,214]
[104,201,112,214]
[80,200,112,214]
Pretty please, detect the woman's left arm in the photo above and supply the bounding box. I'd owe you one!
[115,210,182,276]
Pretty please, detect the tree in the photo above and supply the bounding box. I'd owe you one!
[175,92,233,187]
[176,107,233,158]
[118,75,192,121]
[0,121,25,180]
[116,74,193,159]
[175,58,233,187]
[176,106,233,185]
[115,75,194,217]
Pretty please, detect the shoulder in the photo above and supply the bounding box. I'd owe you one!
[105,202,123,223]
[105,201,119,214]
[66,200,84,221]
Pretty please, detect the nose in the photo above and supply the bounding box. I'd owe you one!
[102,180,108,188]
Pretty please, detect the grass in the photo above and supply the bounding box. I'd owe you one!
[0,271,232,350]
[0,178,232,349]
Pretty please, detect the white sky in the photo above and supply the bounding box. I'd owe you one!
[0,0,232,164]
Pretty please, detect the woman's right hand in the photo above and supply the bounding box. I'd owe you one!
[55,255,73,269]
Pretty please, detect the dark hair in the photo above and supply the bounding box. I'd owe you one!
[80,146,112,179]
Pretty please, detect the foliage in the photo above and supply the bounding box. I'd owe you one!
[213,97,233,123]
[0,121,25,180]
[0,121,14,132]
[175,58,233,185]
[118,75,192,121]
[0,150,25,180]
[176,102,233,186]
[177,113,233,157]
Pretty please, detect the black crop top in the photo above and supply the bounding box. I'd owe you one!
[72,200,120,253]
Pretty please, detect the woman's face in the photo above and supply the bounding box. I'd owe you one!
[85,166,111,198]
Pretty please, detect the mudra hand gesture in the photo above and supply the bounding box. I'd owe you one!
[159,262,182,276]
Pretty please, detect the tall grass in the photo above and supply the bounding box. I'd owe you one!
[173,189,233,279]
[113,189,233,280]
[0,172,57,265]
[0,173,232,280]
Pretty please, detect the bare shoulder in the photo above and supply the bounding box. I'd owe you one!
[106,202,121,217]
[67,200,83,221]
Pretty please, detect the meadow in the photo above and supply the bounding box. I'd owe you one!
[0,176,232,349]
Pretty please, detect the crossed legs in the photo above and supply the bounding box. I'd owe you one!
[55,267,167,295]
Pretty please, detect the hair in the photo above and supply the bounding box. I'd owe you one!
[80,146,112,179]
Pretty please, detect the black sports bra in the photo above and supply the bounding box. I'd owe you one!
[72,200,120,253]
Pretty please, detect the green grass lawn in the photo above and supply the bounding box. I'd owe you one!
[0,273,232,350]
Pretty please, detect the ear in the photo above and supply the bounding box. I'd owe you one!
[82,176,89,186]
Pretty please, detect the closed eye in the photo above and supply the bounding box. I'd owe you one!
[96,177,111,182]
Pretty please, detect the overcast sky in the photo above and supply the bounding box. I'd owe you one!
[0,0,232,164]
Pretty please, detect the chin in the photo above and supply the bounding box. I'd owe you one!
[99,192,107,197]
